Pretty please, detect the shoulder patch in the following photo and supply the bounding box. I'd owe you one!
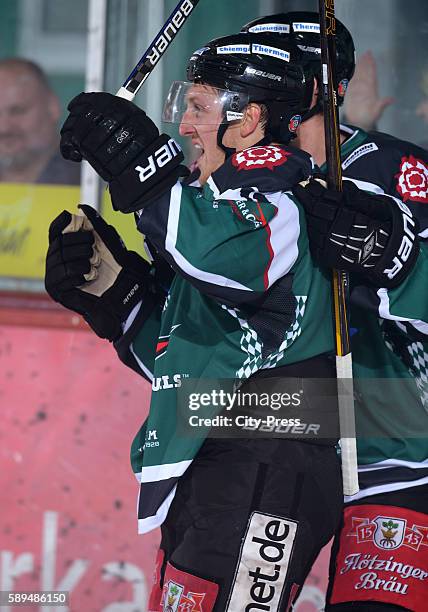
[395,155,428,203]
[342,142,379,170]
[232,146,291,171]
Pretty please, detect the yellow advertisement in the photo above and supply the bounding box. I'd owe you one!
[0,184,145,279]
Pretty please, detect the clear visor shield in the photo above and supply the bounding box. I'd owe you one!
[162,81,249,125]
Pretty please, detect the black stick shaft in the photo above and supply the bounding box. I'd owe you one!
[319,0,359,496]
[318,0,350,357]
[116,0,200,100]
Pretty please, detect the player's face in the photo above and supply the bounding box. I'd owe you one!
[178,84,227,184]
[0,69,60,169]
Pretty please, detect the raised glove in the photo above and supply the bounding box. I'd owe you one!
[45,204,150,340]
[293,178,419,288]
[60,92,188,213]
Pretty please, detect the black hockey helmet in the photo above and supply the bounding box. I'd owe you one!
[241,12,356,115]
[163,32,313,149]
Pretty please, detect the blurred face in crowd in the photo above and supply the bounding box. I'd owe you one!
[416,99,428,124]
[415,67,428,125]
[0,63,60,172]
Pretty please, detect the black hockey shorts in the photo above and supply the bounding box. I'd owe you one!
[147,436,343,611]
[326,485,428,612]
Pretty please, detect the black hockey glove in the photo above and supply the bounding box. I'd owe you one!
[293,178,419,288]
[60,92,188,213]
[45,204,150,341]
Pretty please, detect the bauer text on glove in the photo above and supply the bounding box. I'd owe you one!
[60,92,188,213]
[292,178,419,288]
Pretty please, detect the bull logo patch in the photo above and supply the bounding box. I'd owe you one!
[232,146,291,171]
[395,155,428,203]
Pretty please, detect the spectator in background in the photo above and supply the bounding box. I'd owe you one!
[343,50,395,131]
[0,58,80,185]
[416,66,428,126]
[345,50,428,149]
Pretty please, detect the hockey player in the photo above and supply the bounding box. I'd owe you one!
[44,31,420,610]
[45,32,342,611]
[242,12,428,612]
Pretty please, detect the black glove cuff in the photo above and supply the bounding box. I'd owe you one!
[82,266,147,341]
[375,200,420,288]
[109,134,185,213]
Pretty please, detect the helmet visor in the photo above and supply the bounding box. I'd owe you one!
[162,81,249,125]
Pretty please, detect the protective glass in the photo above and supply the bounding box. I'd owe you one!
[162,81,249,125]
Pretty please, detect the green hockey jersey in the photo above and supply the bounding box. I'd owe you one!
[334,125,428,500]
[115,144,336,533]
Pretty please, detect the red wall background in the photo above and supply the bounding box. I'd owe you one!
[0,322,330,611]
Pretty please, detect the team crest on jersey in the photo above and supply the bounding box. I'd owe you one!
[395,155,428,203]
[162,580,206,611]
[232,146,291,171]
[347,513,427,551]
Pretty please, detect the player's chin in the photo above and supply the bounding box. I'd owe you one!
[196,156,210,184]
[189,157,200,173]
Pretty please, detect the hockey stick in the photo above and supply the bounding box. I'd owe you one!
[116,0,200,101]
[81,0,200,205]
[318,0,359,495]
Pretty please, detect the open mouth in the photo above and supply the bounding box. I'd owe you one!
[191,143,204,170]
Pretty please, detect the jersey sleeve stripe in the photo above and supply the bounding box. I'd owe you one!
[264,191,300,286]
[377,287,428,332]
[343,176,386,194]
[129,344,154,381]
[140,459,193,483]
[255,201,273,290]
[138,485,177,534]
[165,182,252,292]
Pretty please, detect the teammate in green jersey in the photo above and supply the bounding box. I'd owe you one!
[242,12,428,612]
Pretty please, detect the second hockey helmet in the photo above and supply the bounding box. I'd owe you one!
[241,11,356,115]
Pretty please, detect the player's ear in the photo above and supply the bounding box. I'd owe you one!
[240,103,262,138]
[311,77,319,107]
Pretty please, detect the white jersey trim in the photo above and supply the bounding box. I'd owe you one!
[122,301,142,333]
[340,124,362,150]
[343,176,386,195]
[264,191,300,285]
[137,485,177,534]
[340,123,356,136]
[130,343,153,381]
[140,459,192,483]
[358,458,428,471]
[377,287,428,331]
[207,178,301,287]
[166,182,252,292]
[344,475,428,503]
